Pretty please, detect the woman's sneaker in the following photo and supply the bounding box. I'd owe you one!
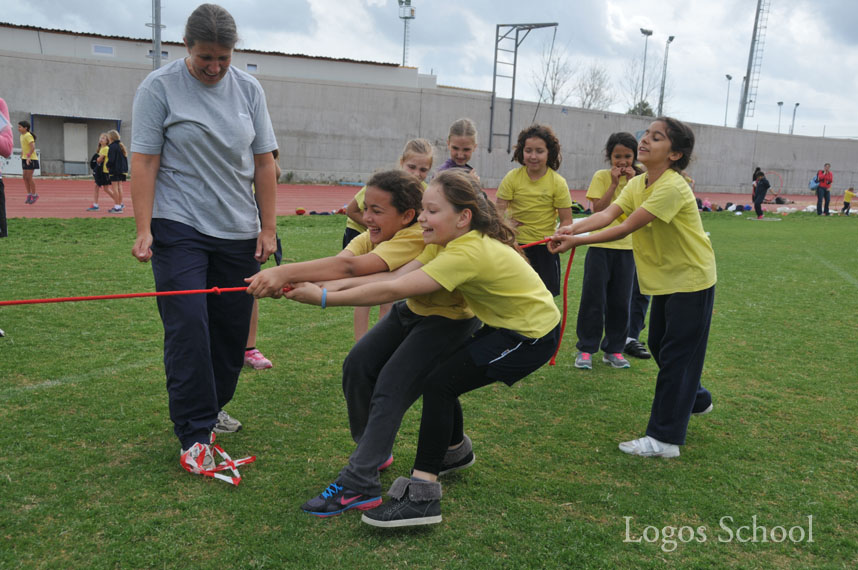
[361,477,442,528]
[86,204,99,212]
[574,352,593,369]
[618,436,679,458]
[180,442,215,474]
[301,482,382,517]
[244,348,273,369]
[213,410,242,433]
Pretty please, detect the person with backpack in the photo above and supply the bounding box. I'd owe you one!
[815,163,833,216]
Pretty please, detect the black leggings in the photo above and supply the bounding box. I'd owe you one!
[412,325,559,475]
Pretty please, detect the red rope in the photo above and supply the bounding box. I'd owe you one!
[0,286,292,306]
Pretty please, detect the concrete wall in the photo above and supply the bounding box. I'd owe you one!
[2,27,856,194]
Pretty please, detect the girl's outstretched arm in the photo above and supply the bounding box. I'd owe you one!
[287,268,441,307]
[549,206,655,254]
[245,251,389,298]
[319,259,424,292]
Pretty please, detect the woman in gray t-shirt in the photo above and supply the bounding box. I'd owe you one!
[130,4,278,478]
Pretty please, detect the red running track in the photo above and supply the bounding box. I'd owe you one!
[1,177,817,220]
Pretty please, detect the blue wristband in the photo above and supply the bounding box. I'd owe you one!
[321,287,327,309]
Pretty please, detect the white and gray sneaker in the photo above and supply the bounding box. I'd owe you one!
[618,435,680,458]
[180,442,215,474]
[214,410,242,433]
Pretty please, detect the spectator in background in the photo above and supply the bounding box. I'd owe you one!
[816,163,833,216]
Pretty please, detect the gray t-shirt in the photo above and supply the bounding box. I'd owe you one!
[131,58,277,239]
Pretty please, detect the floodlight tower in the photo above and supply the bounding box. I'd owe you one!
[737,0,771,128]
[398,0,416,66]
[638,28,653,111]
[146,0,165,69]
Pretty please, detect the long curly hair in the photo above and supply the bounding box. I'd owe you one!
[512,124,561,171]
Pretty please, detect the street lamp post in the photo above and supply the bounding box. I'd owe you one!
[777,101,784,133]
[724,74,732,127]
[657,35,675,117]
[789,103,799,135]
[639,28,653,113]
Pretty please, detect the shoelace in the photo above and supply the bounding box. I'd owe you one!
[322,482,344,499]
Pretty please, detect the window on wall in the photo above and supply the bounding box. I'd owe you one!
[92,44,115,56]
[148,49,169,59]
[246,63,258,72]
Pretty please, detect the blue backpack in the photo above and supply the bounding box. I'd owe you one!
[809,174,819,190]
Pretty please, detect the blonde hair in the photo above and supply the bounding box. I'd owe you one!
[107,129,128,157]
[399,138,433,167]
[447,118,478,144]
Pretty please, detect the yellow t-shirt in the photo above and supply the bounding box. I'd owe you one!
[345,186,368,233]
[496,166,572,244]
[20,132,37,160]
[99,146,110,174]
[845,189,855,203]
[585,169,633,250]
[418,231,560,338]
[614,169,717,296]
[345,224,473,320]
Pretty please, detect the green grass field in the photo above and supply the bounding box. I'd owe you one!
[1,213,856,569]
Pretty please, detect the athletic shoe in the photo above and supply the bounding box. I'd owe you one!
[213,410,242,433]
[757,215,764,220]
[86,204,99,212]
[31,194,39,204]
[574,351,593,370]
[301,482,382,517]
[439,434,475,476]
[603,353,631,369]
[109,204,124,213]
[25,195,33,204]
[378,454,394,472]
[244,348,273,370]
[623,339,651,359]
[692,403,714,416]
[618,436,680,458]
[361,477,442,528]
[180,442,215,474]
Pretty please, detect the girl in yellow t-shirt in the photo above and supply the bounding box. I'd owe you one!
[496,124,573,295]
[17,121,38,204]
[264,170,560,527]
[550,117,716,460]
[574,132,645,371]
[343,139,434,340]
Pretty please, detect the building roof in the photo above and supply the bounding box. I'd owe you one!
[0,21,400,68]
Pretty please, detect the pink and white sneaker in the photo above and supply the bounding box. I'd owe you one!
[244,348,273,370]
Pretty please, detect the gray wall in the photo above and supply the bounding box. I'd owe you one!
[2,45,855,194]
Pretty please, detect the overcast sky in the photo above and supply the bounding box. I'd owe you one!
[5,0,857,138]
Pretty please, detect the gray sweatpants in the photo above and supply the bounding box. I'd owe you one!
[337,301,481,496]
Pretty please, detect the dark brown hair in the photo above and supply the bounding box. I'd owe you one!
[431,170,521,253]
[512,124,561,171]
[656,116,695,171]
[366,170,423,224]
[604,132,643,175]
[18,120,36,141]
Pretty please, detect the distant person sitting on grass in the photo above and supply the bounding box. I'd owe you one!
[549,117,716,459]
[752,170,770,220]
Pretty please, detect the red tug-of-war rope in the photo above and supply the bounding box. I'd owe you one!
[1,238,576,363]
[519,237,575,366]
